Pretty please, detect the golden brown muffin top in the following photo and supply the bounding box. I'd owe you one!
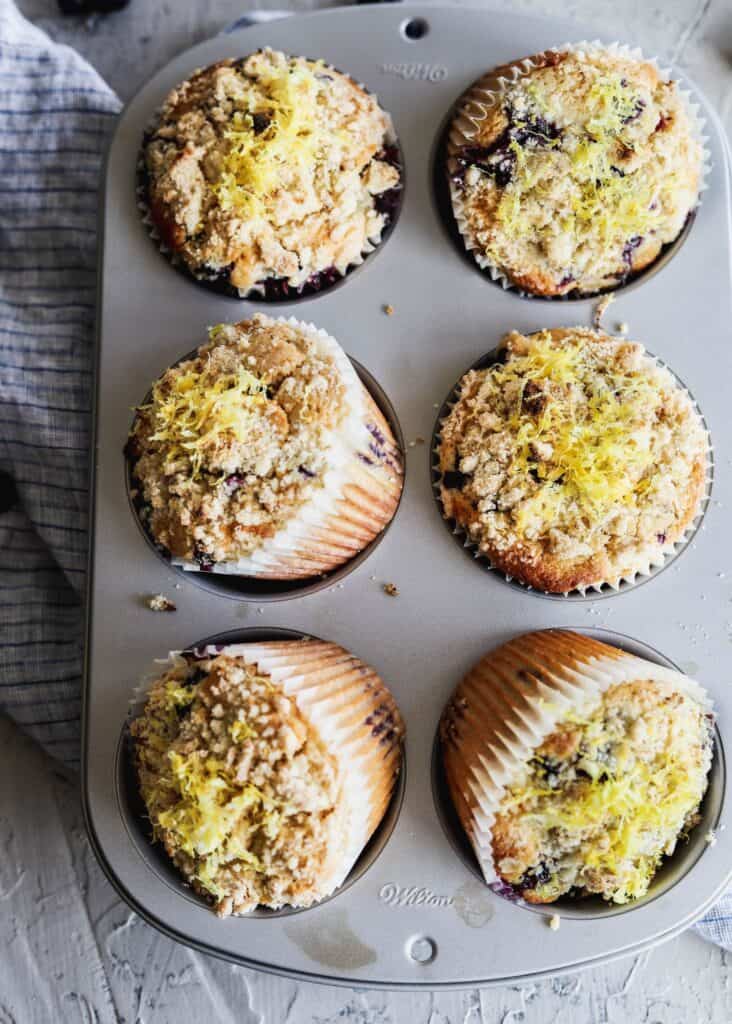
[437,327,708,592]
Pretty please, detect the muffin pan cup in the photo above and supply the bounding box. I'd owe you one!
[85,5,732,988]
[444,40,711,300]
[430,341,713,599]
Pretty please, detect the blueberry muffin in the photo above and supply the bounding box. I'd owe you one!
[141,48,401,298]
[440,630,714,905]
[131,640,405,915]
[436,327,708,593]
[126,314,403,578]
[447,46,703,296]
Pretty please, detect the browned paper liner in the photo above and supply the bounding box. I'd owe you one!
[445,41,710,298]
[439,629,712,886]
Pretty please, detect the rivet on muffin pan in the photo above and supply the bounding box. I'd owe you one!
[118,627,406,918]
[434,628,722,920]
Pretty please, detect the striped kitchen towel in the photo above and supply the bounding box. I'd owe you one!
[1,0,730,951]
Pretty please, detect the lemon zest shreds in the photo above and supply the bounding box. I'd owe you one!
[212,60,334,217]
[494,68,664,250]
[487,331,659,534]
[145,334,268,476]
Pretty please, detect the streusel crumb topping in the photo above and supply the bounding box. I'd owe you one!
[144,49,400,292]
[131,652,341,914]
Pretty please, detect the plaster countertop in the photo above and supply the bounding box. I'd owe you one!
[5,1,732,1021]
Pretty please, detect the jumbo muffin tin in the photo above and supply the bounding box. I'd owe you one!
[84,5,732,988]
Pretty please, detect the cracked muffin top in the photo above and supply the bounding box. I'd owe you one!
[143,48,401,296]
[126,314,402,572]
[448,48,702,296]
[437,327,708,593]
[492,678,713,904]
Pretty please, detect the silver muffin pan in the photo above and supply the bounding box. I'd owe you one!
[84,5,732,988]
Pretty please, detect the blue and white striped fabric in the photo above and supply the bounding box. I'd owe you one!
[0,0,120,772]
[1,0,731,952]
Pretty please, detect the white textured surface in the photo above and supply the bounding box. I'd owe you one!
[5,0,732,1020]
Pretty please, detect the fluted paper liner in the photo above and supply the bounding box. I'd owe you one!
[136,57,402,301]
[446,40,710,297]
[131,315,404,580]
[140,640,405,900]
[432,335,713,596]
[440,629,712,887]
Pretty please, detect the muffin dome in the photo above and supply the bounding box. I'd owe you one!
[440,630,714,905]
[127,314,403,579]
[142,49,401,297]
[131,640,405,915]
[447,45,703,296]
[436,327,708,593]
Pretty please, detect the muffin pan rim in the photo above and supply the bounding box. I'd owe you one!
[85,3,732,988]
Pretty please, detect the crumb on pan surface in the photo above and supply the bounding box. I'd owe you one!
[144,49,401,293]
[491,678,713,904]
[130,643,405,915]
[449,48,702,296]
[437,326,708,593]
[126,314,403,574]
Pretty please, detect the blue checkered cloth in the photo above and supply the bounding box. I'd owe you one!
[1,0,729,950]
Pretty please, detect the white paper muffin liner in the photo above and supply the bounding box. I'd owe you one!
[439,628,714,887]
[431,333,713,597]
[136,55,403,301]
[133,639,405,903]
[445,40,711,298]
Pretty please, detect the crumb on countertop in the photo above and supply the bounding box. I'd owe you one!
[593,292,615,328]
[383,304,394,316]
[616,321,629,334]
[415,436,425,445]
[147,593,176,612]
[383,582,399,597]
[549,914,561,931]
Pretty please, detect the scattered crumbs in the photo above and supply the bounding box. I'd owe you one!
[370,575,377,581]
[257,607,264,614]
[383,303,394,316]
[705,830,718,847]
[616,321,629,334]
[549,914,561,931]
[408,441,416,448]
[415,435,425,445]
[383,582,399,597]
[337,583,344,590]
[147,593,176,612]
[433,402,440,409]
[174,583,182,590]
[718,572,726,579]
[593,292,615,328]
